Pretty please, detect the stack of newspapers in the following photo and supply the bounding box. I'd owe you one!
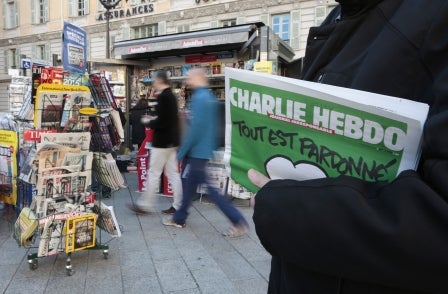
[92,152,127,191]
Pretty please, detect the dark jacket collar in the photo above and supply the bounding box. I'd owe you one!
[336,0,384,18]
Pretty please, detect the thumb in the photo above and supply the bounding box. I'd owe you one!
[248,169,270,188]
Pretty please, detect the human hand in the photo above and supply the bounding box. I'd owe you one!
[141,115,156,124]
[248,169,270,188]
[247,169,270,207]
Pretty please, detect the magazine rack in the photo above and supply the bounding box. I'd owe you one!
[14,81,124,276]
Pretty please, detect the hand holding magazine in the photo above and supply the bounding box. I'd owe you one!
[224,69,429,192]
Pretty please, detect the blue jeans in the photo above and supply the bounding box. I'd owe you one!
[173,157,247,227]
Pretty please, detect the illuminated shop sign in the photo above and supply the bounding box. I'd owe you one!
[181,39,204,48]
[128,46,149,54]
[96,4,155,21]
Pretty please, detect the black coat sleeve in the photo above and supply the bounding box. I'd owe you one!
[253,2,448,293]
[148,90,177,130]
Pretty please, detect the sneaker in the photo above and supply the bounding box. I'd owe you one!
[127,203,150,215]
[161,206,176,215]
[162,217,186,228]
[222,223,249,238]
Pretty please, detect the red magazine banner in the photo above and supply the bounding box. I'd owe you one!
[185,54,217,64]
[23,129,58,142]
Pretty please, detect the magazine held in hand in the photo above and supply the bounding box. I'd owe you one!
[224,68,429,192]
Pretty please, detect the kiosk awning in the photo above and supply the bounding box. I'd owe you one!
[114,24,259,59]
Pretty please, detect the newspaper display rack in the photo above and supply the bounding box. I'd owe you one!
[11,70,125,276]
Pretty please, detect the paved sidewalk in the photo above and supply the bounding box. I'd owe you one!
[0,173,270,294]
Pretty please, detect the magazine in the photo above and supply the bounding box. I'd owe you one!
[225,68,430,192]
[65,213,97,253]
[0,130,18,205]
[18,148,37,183]
[34,84,91,129]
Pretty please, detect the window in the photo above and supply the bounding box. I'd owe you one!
[2,0,19,29]
[35,45,47,60]
[272,13,290,44]
[7,48,19,69]
[131,24,158,39]
[221,19,236,27]
[177,24,190,33]
[68,0,89,17]
[31,0,49,24]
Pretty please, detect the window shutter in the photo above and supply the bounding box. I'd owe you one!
[32,45,37,60]
[260,14,269,26]
[44,0,49,22]
[4,52,9,74]
[97,0,105,12]
[14,1,18,27]
[158,21,166,36]
[290,10,300,50]
[3,2,7,28]
[210,20,218,28]
[315,6,326,25]
[84,0,90,15]
[121,25,130,41]
[31,0,37,24]
[45,43,50,61]
[68,0,75,17]
[15,48,20,68]
[236,16,245,25]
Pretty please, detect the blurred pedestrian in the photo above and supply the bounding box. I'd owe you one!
[128,70,182,215]
[163,68,249,237]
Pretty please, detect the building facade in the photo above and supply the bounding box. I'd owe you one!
[0,0,338,111]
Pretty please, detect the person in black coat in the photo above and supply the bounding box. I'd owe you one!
[250,0,448,293]
[129,98,149,149]
[128,70,183,215]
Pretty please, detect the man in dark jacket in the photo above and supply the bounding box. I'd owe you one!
[128,70,182,215]
[251,0,448,293]
[129,98,149,149]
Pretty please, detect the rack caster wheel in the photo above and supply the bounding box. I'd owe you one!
[29,259,38,270]
[66,268,75,276]
[103,250,109,259]
[66,254,75,276]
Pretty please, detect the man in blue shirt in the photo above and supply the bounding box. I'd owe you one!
[163,68,248,237]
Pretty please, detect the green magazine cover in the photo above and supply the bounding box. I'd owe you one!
[224,68,429,192]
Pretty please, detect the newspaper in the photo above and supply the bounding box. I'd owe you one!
[37,216,66,257]
[92,201,121,237]
[225,68,430,192]
[37,146,81,172]
[61,151,93,171]
[93,152,126,190]
[39,132,91,151]
[13,207,38,247]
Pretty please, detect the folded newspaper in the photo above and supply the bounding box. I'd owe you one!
[224,68,429,192]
